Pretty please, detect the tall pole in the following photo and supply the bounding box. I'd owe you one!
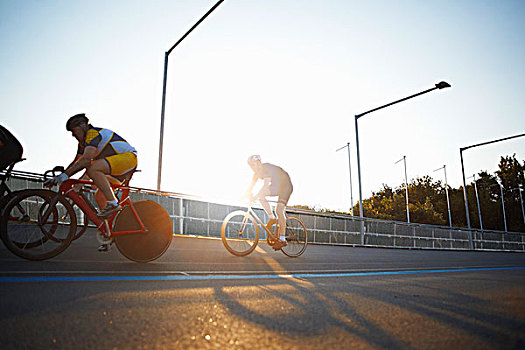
[355,117,364,244]
[347,143,354,216]
[434,165,452,227]
[519,185,525,224]
[469,174,483,231]
[157,52,169,191]
[396,156,410,223]
[354,81,450,244]
[460,148,474,249]
[157,0,225,191]
[500,181,508,232]
[498,180,508,232]
[459,133,525,247]
[336,143,354,215]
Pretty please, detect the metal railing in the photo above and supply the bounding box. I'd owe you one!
[3,170,524,252]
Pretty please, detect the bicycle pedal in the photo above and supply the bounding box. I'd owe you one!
[96,204,122,218]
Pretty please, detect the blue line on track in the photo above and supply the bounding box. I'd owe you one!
[1,266,524,283]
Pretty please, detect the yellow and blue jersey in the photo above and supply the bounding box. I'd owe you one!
[77,126,136,159]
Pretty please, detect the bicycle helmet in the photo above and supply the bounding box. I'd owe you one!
[66,113,89,131]
[247,155,261,164]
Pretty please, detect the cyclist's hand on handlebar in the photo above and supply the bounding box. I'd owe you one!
[43,178,54,188]
[43,173,69,188]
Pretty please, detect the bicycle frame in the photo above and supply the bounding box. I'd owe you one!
[1,160,22,198]
[56,178,147,237]
[0,174,11,198]
[241,203,278,239]
[1,160,28,216]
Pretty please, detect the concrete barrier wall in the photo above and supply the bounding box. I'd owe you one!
[3,173,524,252]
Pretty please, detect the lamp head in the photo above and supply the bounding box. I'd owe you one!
[435,81,451,89]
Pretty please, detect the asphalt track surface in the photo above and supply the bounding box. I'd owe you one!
[1,231,524,349]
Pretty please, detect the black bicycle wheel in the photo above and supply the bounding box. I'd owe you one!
[221,211,259,257]
[1,189,51,248]
[281,216,308,258]
[0,190,19,214]
[113,200,173,262]
[0,189,76,260]
[69,200,89,241]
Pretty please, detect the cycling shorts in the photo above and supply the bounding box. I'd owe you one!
[104,152,137,177]
[269,175,293,205]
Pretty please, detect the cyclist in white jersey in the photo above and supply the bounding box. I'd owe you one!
[245,155,293,250]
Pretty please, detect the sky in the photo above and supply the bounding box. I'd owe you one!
[1,0,524,212]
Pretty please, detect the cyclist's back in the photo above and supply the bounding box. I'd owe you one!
[0,124,23,171]
[78,126,136,160]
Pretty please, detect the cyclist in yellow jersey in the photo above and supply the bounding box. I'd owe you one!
[44,114,137,218]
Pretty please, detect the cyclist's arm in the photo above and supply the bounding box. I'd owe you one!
[66,154,82,169]
[245,174,258,194]
[64,146,97,177]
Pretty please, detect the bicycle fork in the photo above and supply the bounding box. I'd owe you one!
[39,194,61,227]
[239,215,249,235]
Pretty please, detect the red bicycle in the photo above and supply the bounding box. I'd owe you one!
[0,167,172,262]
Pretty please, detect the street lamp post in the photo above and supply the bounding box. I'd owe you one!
[157,0,225,191]
[510,185,525,225]
[395,155,410,223]
[519,185,525,224]
[497,180,508,232]
[336,143,354,215]
[433,165,452,227]
[468,174,483,231]
[459,133,525,247]
[354,81,451,244]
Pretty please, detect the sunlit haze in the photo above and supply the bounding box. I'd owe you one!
[1,0,524,211]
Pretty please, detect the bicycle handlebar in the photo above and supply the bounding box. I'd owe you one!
[43,166,65,180]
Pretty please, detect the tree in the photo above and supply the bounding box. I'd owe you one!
[494,155,525,232]
[471,170,501,230]
[359,177,446,225]
[297,154,525,232]
[356,154,525,232]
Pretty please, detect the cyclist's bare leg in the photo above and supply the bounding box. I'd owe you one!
[276,202,287,239]
[256,187,277,227]
[259,198,276,222]
[94,187,107,210]
[87,159,117,203]
[72,171,89,192]
[73,170,107,209]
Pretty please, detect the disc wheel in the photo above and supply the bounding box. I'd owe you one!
[221,211,259,257]
[113,200,173,262]
[281,216,308,258]
[0,189,76,260]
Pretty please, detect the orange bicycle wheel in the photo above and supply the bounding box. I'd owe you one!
[280,216,308,258]
[113,200,172,262]
[221,211,259,257]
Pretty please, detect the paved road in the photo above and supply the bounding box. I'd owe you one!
[1,232,524,349]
